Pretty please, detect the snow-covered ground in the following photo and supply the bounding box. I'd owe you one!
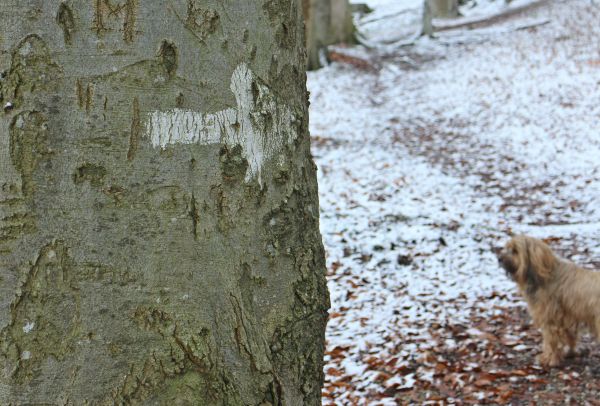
[309,0,600,403]
[357,0,549,45]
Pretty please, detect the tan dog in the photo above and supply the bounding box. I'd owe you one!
[498,235,600,367]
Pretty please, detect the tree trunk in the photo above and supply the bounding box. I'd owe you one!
[428,0,459,18]
[303,0,355,70]
[303,0,329,71]
[422,0,435,37]
[0,1,329,404]
[329,0,355,45]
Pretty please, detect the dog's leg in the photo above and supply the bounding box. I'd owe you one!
[538,326,563,367]
[564,325,579,358]
[594,318,600,339]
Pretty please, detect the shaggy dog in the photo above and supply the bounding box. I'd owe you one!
[498,235,600,367]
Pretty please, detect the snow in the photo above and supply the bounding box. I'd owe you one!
[312,0,600,402]
[357,0,423,43]
[355,0,550,45]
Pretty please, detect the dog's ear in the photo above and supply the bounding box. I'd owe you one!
[527,238,556,280]
[522,237,556,293]
[513,237,531,283]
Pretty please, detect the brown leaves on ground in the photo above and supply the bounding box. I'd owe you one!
[316,2,600,404]
[323,295,600,404]
[328,50,377,72]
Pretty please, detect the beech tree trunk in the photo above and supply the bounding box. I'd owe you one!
[328,0,355,45]
[428,0,459,18]
[422,0,435,37]
[0,1,329,404]
[303,0,355,70]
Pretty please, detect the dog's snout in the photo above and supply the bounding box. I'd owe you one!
[495,245,516,276]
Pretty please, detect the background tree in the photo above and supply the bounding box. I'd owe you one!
[0,0,328,404]
[303,0,355,70]
[422,0,459,37]
[429,0,459,18]
[422,0,435,37]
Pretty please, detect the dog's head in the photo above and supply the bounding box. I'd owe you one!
[498,235,557,294]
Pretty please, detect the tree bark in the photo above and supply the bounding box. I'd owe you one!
[303,0,355,70]
[328,0,355,46]
[0,1,328,404]
[428,0,459,18]
[422,0,434,37]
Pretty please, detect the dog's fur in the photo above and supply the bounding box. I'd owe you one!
[499,235,600,367]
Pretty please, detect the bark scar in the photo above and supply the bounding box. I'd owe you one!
[127,97,141,160]
[57,3,76,45]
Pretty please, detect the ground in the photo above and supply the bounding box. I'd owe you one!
[308,0,600,404]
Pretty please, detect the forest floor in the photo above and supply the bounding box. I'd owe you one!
[308,0,600,404]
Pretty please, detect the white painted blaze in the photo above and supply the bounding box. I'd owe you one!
[146,64,298,185]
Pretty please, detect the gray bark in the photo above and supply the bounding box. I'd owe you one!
[422,0,435,37]
[428,0,459,18]
[303,0,355,70]
[0,1,329,404]
[329,0,355,45]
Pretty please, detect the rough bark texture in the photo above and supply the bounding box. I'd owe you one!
[302,0,355,70]
[0,1,329,404]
